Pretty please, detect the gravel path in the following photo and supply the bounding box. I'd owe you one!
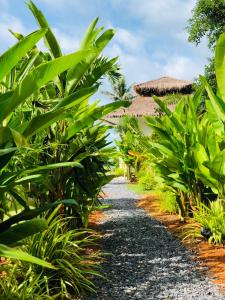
[88,177,225,300]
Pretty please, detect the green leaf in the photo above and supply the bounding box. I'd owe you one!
[0,50,91,121]
[0,218,48,245]
[25,161,83,174]
[0,243,56,268]
[63,100,130,141]
[0,148,17,157]
[66,27,115,94]
[204,150,225,178]
[0,29,46,82]
[215,33,225,99]
[80,17,100,49]
[10,128,29,147]
[0,199,79,231]
[201,76,225,122]
[9,189,29,210]
[192,143,217,188]
[153,96,185,134]
[53,86,97,110]
[23,108,65,137]
[27,0,62,58]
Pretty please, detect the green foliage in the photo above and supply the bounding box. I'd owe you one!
[104,76,133,101]
[0,266,53,300]
[194,200,225,244]
[118,33,225,225]
[21,209,101,297]
[114,167,125,177]
[187,0,225,50]
[184,200,225,245]
[0,243,55,269]
[127,183,148,195]
[0,0,126,296]
[0,210,101,298]
[137,165,157,191]
[159,190,178,214]
[187,0,225,91]
[116,116,143,179]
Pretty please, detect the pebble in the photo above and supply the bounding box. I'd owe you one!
[86,177,225,300]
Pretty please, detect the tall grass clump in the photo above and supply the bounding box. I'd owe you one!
[193,200,225,244]
[0,208,102,299]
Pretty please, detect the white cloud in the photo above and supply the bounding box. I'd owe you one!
[0,14,30,51]
[115,27,145,53]
[162,55,203,79]
[129,0,195,31]
[52,28,80,53]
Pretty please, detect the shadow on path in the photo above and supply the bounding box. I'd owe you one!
[87,178,224,300]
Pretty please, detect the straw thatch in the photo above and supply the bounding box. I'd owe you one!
[106,96,176,118]
[134,76,193,96]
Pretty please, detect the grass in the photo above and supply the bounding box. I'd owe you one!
[127,183,155,195]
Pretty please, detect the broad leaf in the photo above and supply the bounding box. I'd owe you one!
[0,50,91,121]
[215,33,225,99]
[0,243,56,268]
[0,218,48,245]
[27,0,62,58]
[0,29,46,82]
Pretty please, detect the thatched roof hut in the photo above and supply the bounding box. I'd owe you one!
[106,96,176,118]
[105,76,193,121]
[134,76,193,96]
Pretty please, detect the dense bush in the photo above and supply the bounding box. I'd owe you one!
[159,189,178,214]
[194,200,225,244]
[22,208,101,298]
[137,165,158,191]
[0,0,128,297]
[0,210,101,299]
[117,32,225,245]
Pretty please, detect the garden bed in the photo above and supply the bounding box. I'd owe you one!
[138,194,225,293]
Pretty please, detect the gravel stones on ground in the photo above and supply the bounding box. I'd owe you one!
[87,177,225,300]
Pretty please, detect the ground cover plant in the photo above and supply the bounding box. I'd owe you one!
[0,1,130,298]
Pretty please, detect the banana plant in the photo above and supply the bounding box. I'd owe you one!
[195,33,225,198]
[0,2,129,263]
[13,1,130,227]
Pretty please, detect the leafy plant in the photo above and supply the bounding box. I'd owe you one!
[22,207,101,298]
[137,165,157,191]
[183,200,225,245]
[159,190,178,214]
[0,266,53,300]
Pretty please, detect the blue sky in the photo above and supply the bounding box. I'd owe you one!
[0,0,210,101]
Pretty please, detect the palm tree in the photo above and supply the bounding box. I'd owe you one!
[104,76,133,101]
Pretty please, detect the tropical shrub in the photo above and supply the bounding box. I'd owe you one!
[0,0,126,242]
[0,0,129,295]
[159,190,178,214]
[0,207,102,298]
[137,164,157,191]
[0,268,53,300]
[116,116,144,179]
[183,200,225,244]
[23,208,101,297]
[114,167,125,177]
[117,31,225,231]
[194,200,225,244]
[10,0,128,228]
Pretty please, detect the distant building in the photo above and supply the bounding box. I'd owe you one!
[105,76,193,134]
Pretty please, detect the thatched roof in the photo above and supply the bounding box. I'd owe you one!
[134,76,193,96]
[106,96,176,118]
